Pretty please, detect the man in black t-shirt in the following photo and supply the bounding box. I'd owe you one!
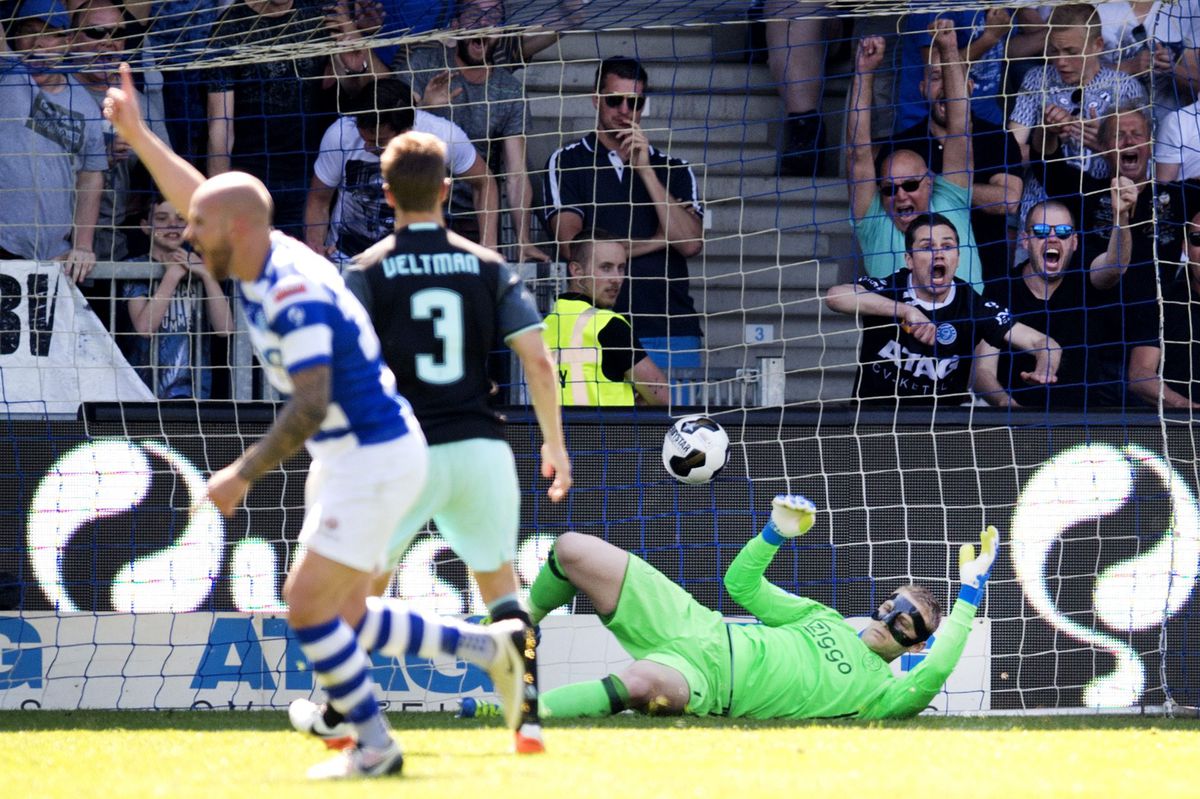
[543,56,705,373]
[333,131,571,753]
[826,212,1060,406]
[975,201,1094,409]
[1128,207,1200,410]
[875,54,1024,280]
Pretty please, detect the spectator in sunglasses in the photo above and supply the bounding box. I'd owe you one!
[1127,206,1200,411]
[545,55,705,377]
[975,201,1098,409]
[847,24,983,294]
[71,0,172,263]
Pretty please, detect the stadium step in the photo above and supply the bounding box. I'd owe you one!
[534,26,743,62]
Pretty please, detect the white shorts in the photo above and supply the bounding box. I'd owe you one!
[298,432,429,573]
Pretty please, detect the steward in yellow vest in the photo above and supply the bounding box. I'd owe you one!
[545,233,670,406]
[544,294,640,405]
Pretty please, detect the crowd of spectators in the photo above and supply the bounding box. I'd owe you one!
[835,2,1200,412]
[3,0,1200,411]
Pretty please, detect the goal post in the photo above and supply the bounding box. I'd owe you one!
[1,1,1199,715]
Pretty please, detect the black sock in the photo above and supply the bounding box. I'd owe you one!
[487,596,540,729]
[322,703,345,727]
[489,598,533,628]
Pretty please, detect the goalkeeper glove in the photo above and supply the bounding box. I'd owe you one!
[958,524,999,607]
[760,494,816,546]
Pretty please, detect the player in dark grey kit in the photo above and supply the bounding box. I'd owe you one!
[288,131,570,755]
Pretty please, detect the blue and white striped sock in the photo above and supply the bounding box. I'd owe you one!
[357,597,498,667]
[293,617,391,750]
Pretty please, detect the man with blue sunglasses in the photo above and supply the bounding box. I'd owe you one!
[976,201,1095,409]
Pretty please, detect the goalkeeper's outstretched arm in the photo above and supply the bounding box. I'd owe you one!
[724,495,822,627]
[864,526,1000,719]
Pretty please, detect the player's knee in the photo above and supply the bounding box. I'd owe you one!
[620,670,687,714]
[552,531,591,577]
[619,671,658,706]
[282,573,326,627]
[285,591,320,628]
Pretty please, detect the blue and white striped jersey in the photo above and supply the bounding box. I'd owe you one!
[238,232,415,457]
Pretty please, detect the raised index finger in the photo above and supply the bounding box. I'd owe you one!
[119,61,135,95]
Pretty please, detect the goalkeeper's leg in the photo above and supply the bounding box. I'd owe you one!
[527,541,579,624]
[528,532,629,621]
[540,661,690,718]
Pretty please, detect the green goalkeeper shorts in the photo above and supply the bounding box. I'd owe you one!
[383,437,519,573]
[606,554,733,717]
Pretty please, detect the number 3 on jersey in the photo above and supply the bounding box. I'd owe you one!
[411,287,464,384]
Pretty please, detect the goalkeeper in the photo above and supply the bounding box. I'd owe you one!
[516,496,997,720]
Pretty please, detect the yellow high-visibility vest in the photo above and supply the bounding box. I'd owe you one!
[543,296,635,406]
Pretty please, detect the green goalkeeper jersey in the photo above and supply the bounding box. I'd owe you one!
[724,536,976,720]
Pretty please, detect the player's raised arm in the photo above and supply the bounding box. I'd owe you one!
[862,526,999,719]
[724,495,821,626]
[103,62,206,220]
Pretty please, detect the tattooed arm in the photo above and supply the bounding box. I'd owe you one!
[206,364,330,514]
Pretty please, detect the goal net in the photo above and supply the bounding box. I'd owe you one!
[1,0,1199,715]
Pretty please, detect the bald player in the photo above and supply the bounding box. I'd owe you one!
[103,63,527,781]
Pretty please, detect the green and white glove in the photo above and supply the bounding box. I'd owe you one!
[958,525,999,606]
[761,494,816,545]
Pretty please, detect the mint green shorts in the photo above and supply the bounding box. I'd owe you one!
[607,554,732,717]
[384,437,520,572]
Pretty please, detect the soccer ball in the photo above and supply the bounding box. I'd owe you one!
[662,415,730,485]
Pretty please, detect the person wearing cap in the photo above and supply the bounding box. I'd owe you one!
[478,496,1000,721]
[0,0,105,282]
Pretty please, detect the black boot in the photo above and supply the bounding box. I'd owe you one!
[779,110,826,178]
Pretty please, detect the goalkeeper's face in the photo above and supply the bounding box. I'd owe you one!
[861,589,937,660]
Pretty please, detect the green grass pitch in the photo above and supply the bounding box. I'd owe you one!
[2,711,1197,798]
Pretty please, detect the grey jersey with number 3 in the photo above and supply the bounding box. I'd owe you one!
[345,223,543,445]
